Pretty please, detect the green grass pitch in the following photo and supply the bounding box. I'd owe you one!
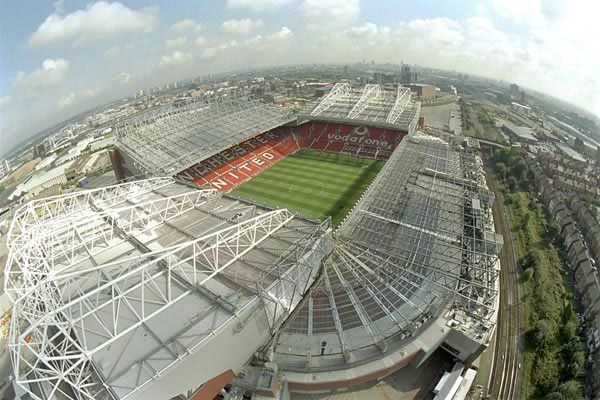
[232,149,384,226]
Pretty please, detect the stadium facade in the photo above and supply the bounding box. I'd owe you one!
[4,84,501,400]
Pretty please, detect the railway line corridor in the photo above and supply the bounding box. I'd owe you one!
[484,163,524,400]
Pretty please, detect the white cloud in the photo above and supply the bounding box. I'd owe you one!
[29,1,158,46]
[12,58,70,98]
[81,72,131,100]
[166,35,187,48]
[300,0,359,30]
[244,27,294,48]
[226,0,292,12]
[492,0,545,26]
[0,96,12,109]
[220,18,263,35]
[171,18,204,33]
[195,36,208,47]
[58,92,75,109]
[103,45,120,59]
[199,41,238,60]
[112,72,131,85]
[315,14,599,115]
[159,50,191,67]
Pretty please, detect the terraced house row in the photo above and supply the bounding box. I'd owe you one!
[526,157,600,397]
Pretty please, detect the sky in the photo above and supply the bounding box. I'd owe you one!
[1,0,599,151]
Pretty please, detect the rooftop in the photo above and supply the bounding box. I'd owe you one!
[299,83,421,132]
[116,97,295,176]
[5,178,330,400]
[502,123,538,142]
[271,133,501,372]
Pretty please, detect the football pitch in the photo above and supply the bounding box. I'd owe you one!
[232,149,384,226]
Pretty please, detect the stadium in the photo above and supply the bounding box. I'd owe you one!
[4,83,502,400]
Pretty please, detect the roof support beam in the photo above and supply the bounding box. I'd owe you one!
[386,86,411,123]
[310,83,351,117]
[9,208,296,400]
[347,84,382,120]
[322,268,352,363]
[329,259,387,352]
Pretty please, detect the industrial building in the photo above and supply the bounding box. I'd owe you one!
[4,84,501,400]
[510,101,532,115]
[501,123,538,144]
[408,84,437,99]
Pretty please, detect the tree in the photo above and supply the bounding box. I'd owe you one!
[494,162,507,179]
[556,380,582,400]
[532,319,552,349]
[522,213,531,229]
[561,321,577,342]
[532,352,560,394]
[507,176,518,190]
[513,160,527,177]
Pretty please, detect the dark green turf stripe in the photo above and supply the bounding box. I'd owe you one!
[276,157,363,176]
[235,179,340,203]
[253,169,358,190]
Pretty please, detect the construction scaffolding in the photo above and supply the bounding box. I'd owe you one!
[115,97,295,177]
[300,84,420,133]
[271,133,501,372]
[5,179,331,400]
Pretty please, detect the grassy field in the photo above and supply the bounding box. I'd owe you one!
[232,149,384,226]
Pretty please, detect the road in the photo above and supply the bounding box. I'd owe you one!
[484,162,523,400]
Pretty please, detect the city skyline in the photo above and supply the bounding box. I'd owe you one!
[1,0,599,151]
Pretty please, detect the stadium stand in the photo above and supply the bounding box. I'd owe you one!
[176,122,406,191]
[177,128,300,191]
[299,121,405,160]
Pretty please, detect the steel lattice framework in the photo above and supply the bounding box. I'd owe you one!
[115,97,295,177]
[301,83,420,133]
[5,179,331,400]
[272,133,501,372]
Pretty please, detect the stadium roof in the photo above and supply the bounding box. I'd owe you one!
[116,97,295,176]
[5,178,330,400]
[298,83,421,132]
[271,133,501,372]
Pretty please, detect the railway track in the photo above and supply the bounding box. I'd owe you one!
[485,164,523,400]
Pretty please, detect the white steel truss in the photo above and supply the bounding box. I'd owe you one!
[116,97,295,176]
[347,84,382,120]
[310,83,351,117]
[5,179,217,299]
[272,132,501,372]
[386,86,412,123]
[301,83,420,132]
[5,178,329,400]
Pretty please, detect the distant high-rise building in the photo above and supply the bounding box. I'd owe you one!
[509,83,520,99]
[573,137,585,154]
[371,60,375,66]
[343,65,349,75]
[401,64,417,84]
[520,91,526,103]
[0,159,10,179]
[373,71,396,84]
[34,143,47,158]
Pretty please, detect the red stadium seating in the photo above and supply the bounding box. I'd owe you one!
[298,122,404,160]
[176,122,406,191]
[177,127,300,191]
